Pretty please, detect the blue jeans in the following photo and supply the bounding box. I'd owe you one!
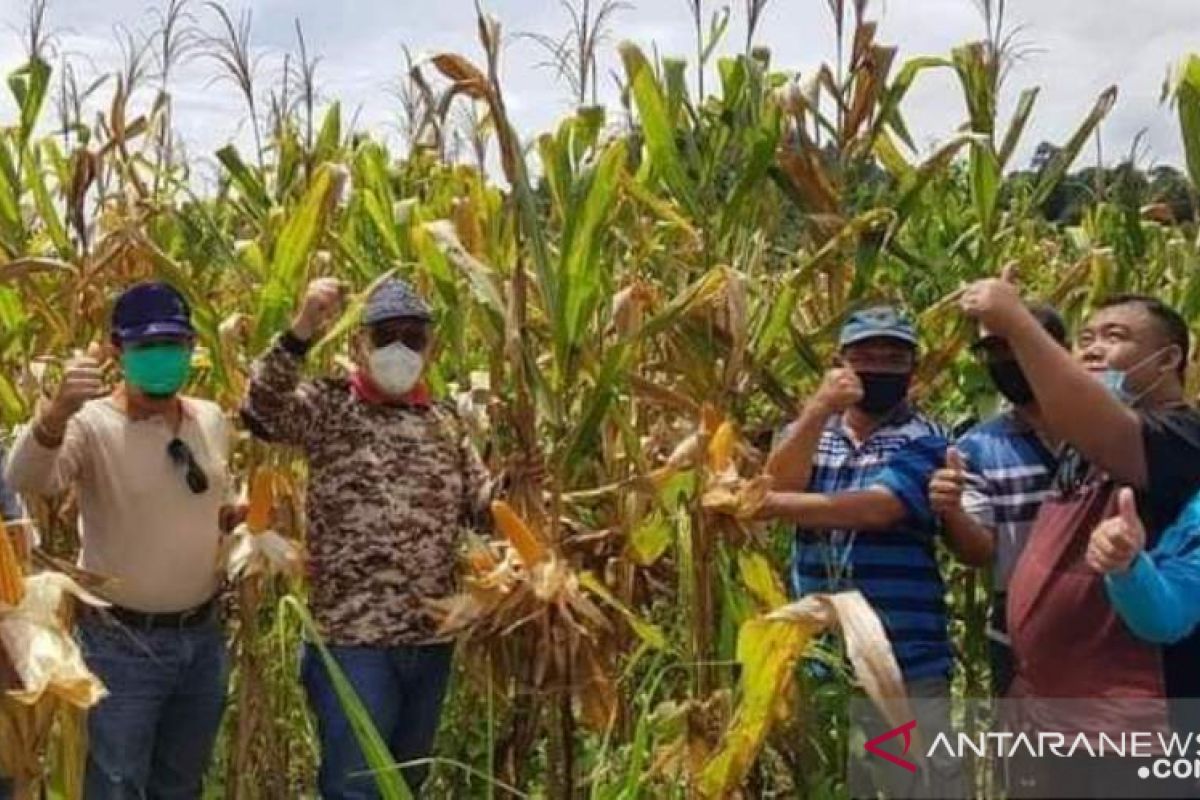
[78,614,229,799]
[302,642,454,799]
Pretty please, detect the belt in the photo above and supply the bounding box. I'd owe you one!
[93,598,218,630]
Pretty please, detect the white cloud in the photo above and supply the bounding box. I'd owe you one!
[0,0,1194,171]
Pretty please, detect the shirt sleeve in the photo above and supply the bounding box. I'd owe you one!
[869,433,947,530]
[1105,490,1200,644]
[1139,409,1200,535]
[0,447,23,520]
[241,338,323,450]
[4,416,91,498]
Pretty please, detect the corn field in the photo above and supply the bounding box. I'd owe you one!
[3,0,1200,797]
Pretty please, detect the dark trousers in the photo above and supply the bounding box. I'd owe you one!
[990,593,1015,697]
[302,642,454,799]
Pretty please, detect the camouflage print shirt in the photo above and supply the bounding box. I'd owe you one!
[243,338,491,646]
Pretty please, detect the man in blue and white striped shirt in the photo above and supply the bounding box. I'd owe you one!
[763,306,960,797]
[763,306,953,684]
[928,304,1067,695]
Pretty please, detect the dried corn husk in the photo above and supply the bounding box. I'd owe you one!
[0,572,109,789]
[429,504,662,734]
[222,469,305,581]
[698,591,911,798]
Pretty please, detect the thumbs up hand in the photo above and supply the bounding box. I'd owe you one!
[960,262,1024,334]
[929,446,968,518]
[1087,487,1147,575]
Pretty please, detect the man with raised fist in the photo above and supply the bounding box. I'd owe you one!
[763,306,961,798]
[5,282,233,800]
[927,304,1067,696]
[242,276,506,798]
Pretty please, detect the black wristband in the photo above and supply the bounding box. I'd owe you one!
[279,329,313,358]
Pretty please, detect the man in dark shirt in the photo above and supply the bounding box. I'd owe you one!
[960,281,1200,797]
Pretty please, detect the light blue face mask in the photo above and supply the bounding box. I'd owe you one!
[1098,347,1172,406]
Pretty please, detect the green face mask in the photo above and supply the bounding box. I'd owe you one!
[121,343,192,397]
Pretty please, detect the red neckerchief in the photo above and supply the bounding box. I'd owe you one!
[349,369,432,408]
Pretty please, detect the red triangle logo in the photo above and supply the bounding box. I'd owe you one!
[864,719,918,773]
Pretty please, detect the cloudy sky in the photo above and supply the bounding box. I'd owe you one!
[0,0,1196,178]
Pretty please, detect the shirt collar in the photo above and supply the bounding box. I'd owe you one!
[831,402,917,442]
[111,386,193,423]
[349,369,432,409]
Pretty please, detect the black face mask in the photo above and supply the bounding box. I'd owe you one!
[856,372,912,416]
[986,359,1036,406]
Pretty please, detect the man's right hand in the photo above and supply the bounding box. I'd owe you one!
[929,446,967,518]
[810,367,864,415]
[41,345,105,436]
[291,278,346,341]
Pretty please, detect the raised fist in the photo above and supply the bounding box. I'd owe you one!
[292,278,346,341]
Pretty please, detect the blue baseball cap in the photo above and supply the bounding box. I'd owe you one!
[838,305,918,349]
[111,282,194,344]
[363,278,433,326]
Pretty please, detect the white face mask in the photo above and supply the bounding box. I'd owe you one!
[367,341,424,395]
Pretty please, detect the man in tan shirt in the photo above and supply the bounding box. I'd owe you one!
[6,282,231,799]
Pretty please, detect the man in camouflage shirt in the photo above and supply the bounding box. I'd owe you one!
[243,277,490,797]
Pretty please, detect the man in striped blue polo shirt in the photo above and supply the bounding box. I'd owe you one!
[763,306,959,796]
[928,305,1066,697]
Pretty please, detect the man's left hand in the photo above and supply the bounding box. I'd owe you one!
[1087,487,1145,575]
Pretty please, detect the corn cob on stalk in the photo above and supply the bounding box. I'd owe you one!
[0,519,26,607]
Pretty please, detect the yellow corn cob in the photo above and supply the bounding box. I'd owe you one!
[490,501,547,567]
[0,519,25,606]
[707,420,737,473]
[245,469,276,534]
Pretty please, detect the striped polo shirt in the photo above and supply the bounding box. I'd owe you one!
[790,406,952,681]
[956,410,1058,592]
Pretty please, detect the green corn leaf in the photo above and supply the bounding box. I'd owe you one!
[252,163,340,349]
[8,57,51,149]
[1172,56,1200,192]
[619,42,700,216]
[316,101,342,159]
[27,142,73,259]
[0,137,25,248]
[579,571,669,651]
[217,145,272,219]
[1028,86,1118,211]
[561,140,626,355]
[871,55,952,151]
[280,596,413,800]
[998,87,1040,169]
[969,142,1001,245]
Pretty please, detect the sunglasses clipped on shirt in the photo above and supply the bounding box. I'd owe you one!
[167,437,210,494]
